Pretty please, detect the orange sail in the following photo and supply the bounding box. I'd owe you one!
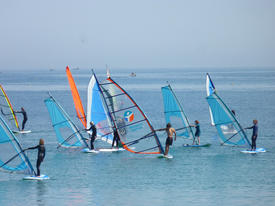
[66,66,87,128]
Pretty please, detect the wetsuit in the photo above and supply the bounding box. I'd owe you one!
[112,129,120,148]
[247,124,258,150]
[27,145,45,176]
[195,123,201,137]
[16,109,27,130]
[87,124,97,150]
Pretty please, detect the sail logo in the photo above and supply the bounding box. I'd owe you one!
[124,111,134,122]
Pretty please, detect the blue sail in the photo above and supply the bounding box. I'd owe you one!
[161,85,195,139]
[44,95,89,148]
[87,74,113,143]
[0,116,35,174]
[206,73,251,147]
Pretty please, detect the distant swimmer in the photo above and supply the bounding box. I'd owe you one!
[190,120,200,145]
[85,121,97,150]
[156,123,176,155]
[112,128,121,148]
[15,107,27,131]
[245,119,258,151]
[25,138,46,176]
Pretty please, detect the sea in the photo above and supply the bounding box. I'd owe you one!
[0,68,275,206]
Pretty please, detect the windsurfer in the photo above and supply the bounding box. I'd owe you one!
[156,123,176,155]
[25,138,45,176]
[190,120,200,145]
[245,119,258,151]
[15,107,27,131]
[112,128,121,148]
[86,121,97,150]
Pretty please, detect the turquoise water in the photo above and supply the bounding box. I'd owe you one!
[0,68,275,206]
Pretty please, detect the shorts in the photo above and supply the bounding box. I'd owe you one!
[166,137,173,146]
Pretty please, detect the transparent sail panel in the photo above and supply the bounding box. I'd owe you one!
[100,78,163,154]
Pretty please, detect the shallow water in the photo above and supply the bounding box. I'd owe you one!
[0,68,275,206]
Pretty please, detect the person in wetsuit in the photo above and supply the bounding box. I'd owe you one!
[112,128,121,148]
[245,119,258,151]
[156,123,176,155]
[25,138,45,176]
[15,107,27,131]
[85,121,97,150]
[191,120,200,145]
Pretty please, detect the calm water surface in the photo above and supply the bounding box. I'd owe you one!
[0,68,275,206]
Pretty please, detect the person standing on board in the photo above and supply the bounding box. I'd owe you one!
[245,119,258,151]
[15,107,27,131]
[112,128,121,148]
[190,120,200,145]
[156,123,176,155]
[25,138,46,176]
[85,121,97,150]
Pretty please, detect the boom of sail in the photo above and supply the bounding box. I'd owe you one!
[205,73,251,146]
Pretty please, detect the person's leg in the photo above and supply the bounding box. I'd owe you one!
[36,159,41,176]
[90,135,95,150]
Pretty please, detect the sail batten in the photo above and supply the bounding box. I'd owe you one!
[206,73,251,147]
[44,95,88,148]
[99,77,164,154]
[66,66,87,128]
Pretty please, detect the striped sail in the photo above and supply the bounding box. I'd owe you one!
[44,95,88,148]
[0,85,19,131]
[205,73,251,146]
[66,66,87,128]
[87,73,113,143]
[0,116,35,174]
[161,85,195,139]
[99,77,164,154]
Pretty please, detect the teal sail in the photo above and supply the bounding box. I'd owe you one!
[205,73,251,147]
[44,95,89,148]
[161,85,195,140]
[0,115,35,174]
[86,73,113,144]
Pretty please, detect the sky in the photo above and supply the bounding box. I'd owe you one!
[0,0,274,71]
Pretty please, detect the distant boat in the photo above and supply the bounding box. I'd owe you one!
[130,72,136,77]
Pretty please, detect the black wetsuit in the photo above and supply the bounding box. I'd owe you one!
[195,123,201,137]
[247,124,258,150]
[16,109,27,130]
[27,145,45,176]
[112,129,120,148]
[87,124,97,150]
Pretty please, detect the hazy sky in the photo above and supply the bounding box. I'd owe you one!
[0,0,274,70]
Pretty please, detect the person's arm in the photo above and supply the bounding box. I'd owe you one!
[245,126,253,129]
[173,129,176,141]
[43,148,46,159]
[25,145,39,150]
[85,125,92,131]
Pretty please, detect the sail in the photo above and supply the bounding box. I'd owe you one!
[161,85,195,139]
[205,73,251,146]
[0,116,35,174]
[44,95,88,148]
[66,66,87,128]
[87,73,113,143]
[0,85,19,130]
[99,77,164,154]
